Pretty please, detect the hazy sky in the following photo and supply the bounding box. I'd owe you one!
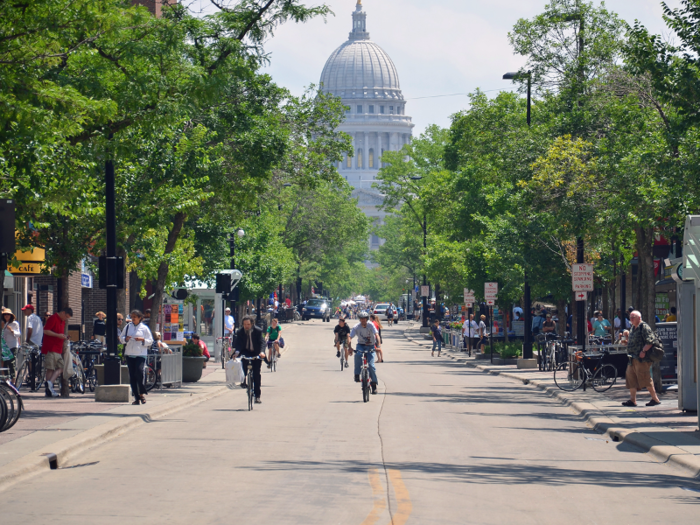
[193,0,684,135]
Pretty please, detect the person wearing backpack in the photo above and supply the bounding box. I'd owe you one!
[623,310,662,407]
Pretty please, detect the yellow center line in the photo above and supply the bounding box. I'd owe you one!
[388,469,413,525]
[361,469,387,525]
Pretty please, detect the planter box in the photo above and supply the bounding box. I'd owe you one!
[94,364,130,385]
[182,356,206,382]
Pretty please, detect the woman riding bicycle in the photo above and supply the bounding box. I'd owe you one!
[265,318,282,366]
[349,311,381,395]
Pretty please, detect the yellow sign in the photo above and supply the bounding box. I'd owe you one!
[14,247,45,262]
[8,262,42,275]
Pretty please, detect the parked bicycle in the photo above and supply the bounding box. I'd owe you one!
[0,367,23,432]
[217,336,233,369]
[554,348,617,393]
[14,342,42,392]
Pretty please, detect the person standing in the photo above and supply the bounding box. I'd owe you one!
[622,310,661,407]
[479,314,488,353]
[42,307,73,397]
[2,308,21,378]
[224,307,235,337]
[120,310,153,405]
[591,312,612,339]
[664,307,677,322]
[22,304,43,348]
[462,314,479,354]
[370,314,384,362]
[531,309,544,336]
[431,318,442,357]
[93,311,106,344]
[542,313,556,334]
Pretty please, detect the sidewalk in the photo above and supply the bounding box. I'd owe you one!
[0,322,303,492]
[403,323,700,478]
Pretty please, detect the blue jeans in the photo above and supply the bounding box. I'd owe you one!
[354,344,378,384]
[432,338,442,354]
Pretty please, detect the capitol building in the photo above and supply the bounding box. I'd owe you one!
[319,0,414,250]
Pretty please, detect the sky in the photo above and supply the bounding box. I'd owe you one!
[192,0,684,135]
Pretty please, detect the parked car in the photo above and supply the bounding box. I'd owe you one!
[302,299,332,322]
[372,303,391,321]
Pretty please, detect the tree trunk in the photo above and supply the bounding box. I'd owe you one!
[602,284,610,320]
[148,212,186,333]
[557,299,567,336]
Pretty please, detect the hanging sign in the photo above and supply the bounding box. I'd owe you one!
[572,263,594,292]
[485,282,498,300]
[420,285,429,297]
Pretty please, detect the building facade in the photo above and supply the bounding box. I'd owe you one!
[319,1,414,251]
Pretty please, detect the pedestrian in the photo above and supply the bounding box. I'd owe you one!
[622,310,661,407]
[93,311,106,344]
[42,307,73,397]
[2,308,21,378]
[431,318,442,357]
[613,309,630,340]
[22,304,43,348]
[116,313,125,339]
[591,312,612,339]
[664,307,677,322]
[542,313,556,334]
[370,314,384,362]
[479,314,488,353]
[531,309,544,336]
[120,309,153,405]
[462,314,479,354]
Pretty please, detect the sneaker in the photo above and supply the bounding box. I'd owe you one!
[255,398,262,404]
[354,375,360,383]
[51,390,60,398]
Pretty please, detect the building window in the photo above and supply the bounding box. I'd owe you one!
[357,105,362,114]
[369,149,374,168]
[369,105,374,114]
[371,234,380,247]
[390,106,394,114]
[346,154,352,168]
[357,149,363,168]
[380,106,385,114]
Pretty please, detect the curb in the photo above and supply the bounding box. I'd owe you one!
[403,328,700,478]
[0,382,230,493]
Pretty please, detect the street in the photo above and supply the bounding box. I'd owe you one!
[3,321,699,524]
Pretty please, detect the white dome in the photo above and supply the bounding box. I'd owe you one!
[320,40,402,99]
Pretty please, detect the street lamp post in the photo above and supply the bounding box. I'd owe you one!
[503,70,533,360]
[226,228,245,334]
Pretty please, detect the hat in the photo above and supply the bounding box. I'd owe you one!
[21,304,34,311]
[2,308,16,323]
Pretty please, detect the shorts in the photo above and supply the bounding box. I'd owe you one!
[44,351,64,371]
[625,358,652,390]
[267,340,279,349]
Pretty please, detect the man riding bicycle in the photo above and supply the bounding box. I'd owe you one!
[334,317,351,368]
[349,311,381,395]
[233,315,267,404]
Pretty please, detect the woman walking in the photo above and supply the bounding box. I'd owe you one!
[370,314,384,362]
[2,308,21,378]
[120,310,153,405]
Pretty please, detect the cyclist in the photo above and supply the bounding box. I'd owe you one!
[233,315,267,404]
[333,316,351,367]
[265,317,282,366]
[349,311,381,395]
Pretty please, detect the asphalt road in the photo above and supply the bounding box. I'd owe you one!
[3,321,700,524]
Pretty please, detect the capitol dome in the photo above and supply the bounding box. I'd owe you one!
[319,1,413,253]
[320,40,402,100]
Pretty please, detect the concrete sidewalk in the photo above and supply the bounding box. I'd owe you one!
[0,321,303,492]
[404,323,700,478]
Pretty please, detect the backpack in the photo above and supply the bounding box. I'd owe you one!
[648,330,665,364]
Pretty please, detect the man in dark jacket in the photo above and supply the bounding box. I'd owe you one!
[234,315,267,404]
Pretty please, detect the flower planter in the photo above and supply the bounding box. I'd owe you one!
[182,356,206,383]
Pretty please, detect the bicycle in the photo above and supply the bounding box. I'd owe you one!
[14,342,42,391]
[0,368,23,432]
[68,347,86,394]
[353,347,372,403]
[554,348,617,393]
[241,356,263,411]
[537,333,559,371]
[218,336,232,369]
[335,341,349,371]
[268,344,278,373]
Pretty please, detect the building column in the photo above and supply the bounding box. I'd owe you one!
[392,132,398,151]
[377,132,382,169]
[364,133,369,170]
[354,133,360,169]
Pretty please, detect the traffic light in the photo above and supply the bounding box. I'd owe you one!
[215,273,232,294]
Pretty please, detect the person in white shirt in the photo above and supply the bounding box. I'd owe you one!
[349,311,381,394]
[22,304,43,347]
[2,308,21,377]
[119,309,153,405]
[224,307,235,337]
[479,315,488,353]
[462,314,480,354]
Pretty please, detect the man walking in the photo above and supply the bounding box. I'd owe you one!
[42,307,73,397]
[22,304,43,348]
[623,310,661,407]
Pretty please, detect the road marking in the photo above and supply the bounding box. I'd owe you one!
[388,469,413,525]
[361,469,387,525]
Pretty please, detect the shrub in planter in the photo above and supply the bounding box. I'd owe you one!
[183,340,203,357]
[182,339,205,382]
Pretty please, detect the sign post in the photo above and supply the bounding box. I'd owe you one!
[485,283,498,363]
[572,264,594,353]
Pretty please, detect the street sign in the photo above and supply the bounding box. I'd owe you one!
[575,291,587,301]
[572,263,594,292]
[485,282,498,300]
[486,299,495,306]
[466,302,473,308]
[463,288,475,304]
[420,285,429,297]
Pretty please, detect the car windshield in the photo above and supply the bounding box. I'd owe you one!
[307,300,325,306]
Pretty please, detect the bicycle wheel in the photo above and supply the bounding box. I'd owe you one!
[15,362,28,391]
[0,386,17,432]
[247,369,254,411]
[592,363,617,393]
[362,369,370,403]
[0,389,7,432]
[87,368,97,392]
[271,356,276,373]
[554,362,584,392]
[0,384,22,431]
[145,366,157,392]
